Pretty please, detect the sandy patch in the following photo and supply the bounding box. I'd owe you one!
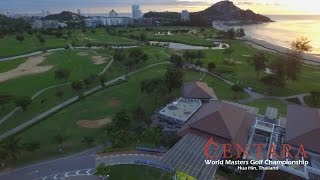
[242,54,252,57]
[108,98,121,107]
[91,56,108,65]
[77,52,89,56]
[0,53,53,83]
[76,118,112,128]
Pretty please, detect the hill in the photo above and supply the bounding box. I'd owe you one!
[194,1,272,22]
[43,11,84,22]
[143,0,272,26]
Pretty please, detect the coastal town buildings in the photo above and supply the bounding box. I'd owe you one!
[32,20,67,29]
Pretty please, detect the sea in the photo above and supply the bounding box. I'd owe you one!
[242,15,320,55]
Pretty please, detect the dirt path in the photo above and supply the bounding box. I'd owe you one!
[0,53,53,83]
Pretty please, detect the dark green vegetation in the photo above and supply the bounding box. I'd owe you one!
[304,91,320,108]
[244,99,287,117]
[107,165,173,180]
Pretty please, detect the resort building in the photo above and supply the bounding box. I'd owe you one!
[157,82,320,179]
[181,10,190,22]
[32,20,66,29]
[157,81,218,129]
[84,16,132,28]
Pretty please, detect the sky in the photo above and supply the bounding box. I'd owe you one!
[0,0,319,15]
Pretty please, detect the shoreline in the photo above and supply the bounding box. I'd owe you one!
[242,36,320,66]
[212,22,320,66]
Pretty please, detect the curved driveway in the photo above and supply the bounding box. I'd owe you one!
[0,146,103,180]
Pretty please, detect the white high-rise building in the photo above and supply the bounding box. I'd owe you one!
[132,4,142,19]
[181,10,190,21]
[41,9,50,17]
[77,9,81,15]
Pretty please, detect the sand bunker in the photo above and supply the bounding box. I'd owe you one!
[91,56,108,65]
[77,52,89,56]
[0,53,53,83]
[108,98,121,107]
[76,118,112,128]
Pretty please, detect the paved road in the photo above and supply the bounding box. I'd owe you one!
[0,146,104,180]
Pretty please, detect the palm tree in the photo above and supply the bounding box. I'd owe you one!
[52,134,67,152]
[223,48,234,63]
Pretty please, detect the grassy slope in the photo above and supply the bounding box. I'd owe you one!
[244,99,287,117]
[0,34,69,57]
[11,61,240,166]
[0,50,106,96]
[0,58,26,73]
[0,50,109,134]
[201,40,320,96]
[0,29,137,58]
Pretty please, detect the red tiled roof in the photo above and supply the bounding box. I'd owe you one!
[286,105,320,153]
[179,101,255,146]
[183,81,218,100]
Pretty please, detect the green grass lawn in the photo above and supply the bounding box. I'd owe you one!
[0,50,107,96]
[8,60,240,166]
[244,99,287,117]
[71,28,138,46]
[0,58,26,73]
[107,165,173,180]
[199,40,320,96]
[0,29,138,58]
[183,70,248,100]
[0,34,69,58]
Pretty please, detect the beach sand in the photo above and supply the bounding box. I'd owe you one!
[212,22,320,66]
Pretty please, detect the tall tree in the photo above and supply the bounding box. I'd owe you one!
[1,137,23,160]
[112,111,131,129]
[22,142,40,152]
[14,96,32,111]
[16,35,24,43]
[308,91,320,107]
[170,55,183,67]
[164,66,184,92]
[260,75,284,94]
[223,48,234,63]
[0,94,13,110]
[54,69,70,82]
[99,74,107,87]
[196,50,205,61]
[141,127,161,145]
[270,56,287,81]
[231,84,243,99]
[81,136,94,147]
[52,134,67,152]
[71,81,83,94]
[131,106,150,125]
[95,163,110,179]
[248,52,269,80]
[286,37,312,81]
[207,62,216,72]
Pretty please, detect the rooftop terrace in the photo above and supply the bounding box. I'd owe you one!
[159,98,202,122]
